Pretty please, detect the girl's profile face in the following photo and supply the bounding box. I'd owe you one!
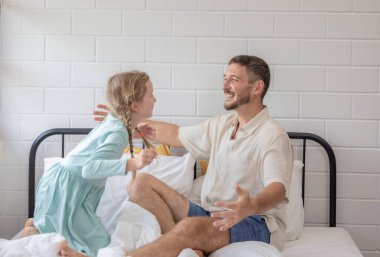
[135,80,156,118]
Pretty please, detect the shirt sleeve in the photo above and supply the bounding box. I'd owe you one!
[261,133,294,193]
[82,131,129,179]
[178,118,214,160]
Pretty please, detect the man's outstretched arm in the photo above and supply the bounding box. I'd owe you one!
[94,104,183,147]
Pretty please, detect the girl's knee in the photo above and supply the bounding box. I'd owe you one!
[21,227,39,237]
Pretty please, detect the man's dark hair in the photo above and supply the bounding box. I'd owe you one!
[228,55,270,99]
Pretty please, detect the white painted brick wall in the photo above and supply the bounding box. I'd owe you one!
[301,40,352,65]
[147,38,197,63]
[73,11,122,35]
[46,0,95,9]
[2,36,45,61]
[250,0,300,11]
[71,63,121,87]
[22,62,71,87]
[172,64,223,90]
[301,93,352,119]
[122,64,172,89]
[22,10,72,35]
[276,14,325,38]
[274,66,325,91]
[1,2,380,255]
[96,0,145,10]
[173,12,224,37]
[302,0,353,12]
[328,14,379,39]
[326,67,378,92]
[96,37,145,62]
[123,12,171,36]
[199,39,248,64]
[249,39,299,64]
[226,13,274,38]
[147,0,196,10]
[47,36,95,61]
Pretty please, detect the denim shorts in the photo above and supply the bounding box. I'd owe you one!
[188,201,270,244]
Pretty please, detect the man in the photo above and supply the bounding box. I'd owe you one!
[120,55,294,257]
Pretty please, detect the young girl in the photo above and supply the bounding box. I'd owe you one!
[23,71,158,257]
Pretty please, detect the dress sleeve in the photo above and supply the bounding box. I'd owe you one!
[82,131,129,179]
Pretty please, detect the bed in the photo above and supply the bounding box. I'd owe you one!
[22,128,362,257]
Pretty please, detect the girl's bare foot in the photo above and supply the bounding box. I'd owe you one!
[24,218,34,228]
[58,240,88,257]
[21,227,40,237]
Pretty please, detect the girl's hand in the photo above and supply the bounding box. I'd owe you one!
[93,104,110,122]
[210,185,253,231]
[126,149,157,171]
[136,122,156,140]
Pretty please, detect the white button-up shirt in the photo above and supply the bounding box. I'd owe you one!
[179,107,293,250]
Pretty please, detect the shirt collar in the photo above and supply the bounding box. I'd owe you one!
[232,106,269,135]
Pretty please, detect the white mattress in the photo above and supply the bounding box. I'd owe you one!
[282,227,363,257]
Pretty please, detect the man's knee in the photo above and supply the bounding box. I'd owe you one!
[175,217,211,236]
[127,173,155,202]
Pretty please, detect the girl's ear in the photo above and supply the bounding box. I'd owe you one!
[131,102,139,112]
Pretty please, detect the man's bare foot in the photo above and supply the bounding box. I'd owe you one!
[58,240,88,257]
[194,249,204,257]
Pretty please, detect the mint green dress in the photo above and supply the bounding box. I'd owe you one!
[34,114,129,257]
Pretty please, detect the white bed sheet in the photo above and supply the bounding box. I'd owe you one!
[282,227,363,257]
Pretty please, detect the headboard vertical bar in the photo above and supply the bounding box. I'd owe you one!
[62,134,65,158]
[302,138,306,206]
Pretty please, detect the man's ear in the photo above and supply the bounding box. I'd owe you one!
[253,80,264,96]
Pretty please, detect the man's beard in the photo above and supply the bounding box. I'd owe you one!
[224,89,251,111]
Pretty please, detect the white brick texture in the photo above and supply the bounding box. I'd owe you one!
[327,67,378,93]
[72,11,122,35]
[276,14,325,38]
[47,36,95,61]
[328,14,379,39]
[250,0,300,11]
[147,38,196,63]
[22,10,71,34]
[123,12,171,36]
[1,2,380,254]
[147,0,196,10]
[172,64,223,90]
[173,12,224,37]
[226,13,274,38]
[199,39,248,64]
[96,37,145,62]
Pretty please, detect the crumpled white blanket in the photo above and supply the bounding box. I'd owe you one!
[0,153,283,257]
[0,201,199,257]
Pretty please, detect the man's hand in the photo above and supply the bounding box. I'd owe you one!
[136,122,156,140]
[93,104,110,122]
[126,149,157,172]
[210,185,254,231]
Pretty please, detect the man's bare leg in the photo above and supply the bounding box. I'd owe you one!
[128,173,190,234]
[58,240,88,257]
[127,217,230,257]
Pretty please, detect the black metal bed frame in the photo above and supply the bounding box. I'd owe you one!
[28,129,336,227]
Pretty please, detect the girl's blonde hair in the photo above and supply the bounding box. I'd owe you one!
[106,71,155,179]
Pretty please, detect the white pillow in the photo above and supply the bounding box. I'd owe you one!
[44,153,196,234]
[285,160,304,241]
[186,160,305,241]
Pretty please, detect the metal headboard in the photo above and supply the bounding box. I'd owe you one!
[28,129,336,227]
